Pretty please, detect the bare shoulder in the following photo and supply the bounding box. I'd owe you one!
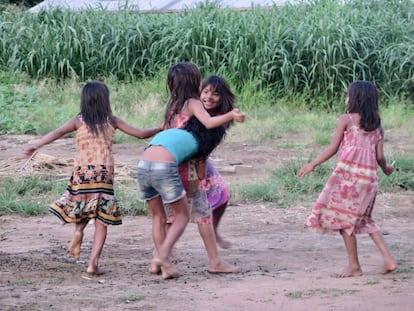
[111,116,124,128]
[66,116,82,130]
[337,114,351,127]
[338,113,358,130]
[185,98,203,115]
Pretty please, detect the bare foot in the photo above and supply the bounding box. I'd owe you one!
[331,266,362,278]
[149,259,161,274]
[161,265,180,280]
[86,267,105,275]
[216,236,232,249]
[381,262,398,274]
[68,231,83,260]
[154,258,180,280]
[208,260,239,274]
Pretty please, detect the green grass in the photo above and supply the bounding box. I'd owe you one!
[1,1,414,102]
[0,176,62,215]
[119,293,145,303]
[0,74,413,215]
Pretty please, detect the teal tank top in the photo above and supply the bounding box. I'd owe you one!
[148,128,198,164]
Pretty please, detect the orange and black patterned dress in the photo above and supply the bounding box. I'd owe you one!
[49,117,122,225]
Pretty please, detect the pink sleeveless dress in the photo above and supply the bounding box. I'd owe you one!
[305,117,382,236]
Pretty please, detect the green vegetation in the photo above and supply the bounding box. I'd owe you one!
[0,1,413,216]
[285,287,358,299]
[0,1,413,104]
[119,293,145,303]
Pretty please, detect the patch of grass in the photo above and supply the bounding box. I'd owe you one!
[379,156,414,191]
[119,293,145,303]
[285,288,358,299]
[115,179,148,216]
[234,158,332,206]
[9,279,33,286]
[0,176,63,215]
[0,175,146,216]
[285,291,303,299]
[395,267,413,274]
[365,279,381,285]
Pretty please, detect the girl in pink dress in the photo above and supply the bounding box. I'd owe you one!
[297,80,397,278]
[199,75,235,249]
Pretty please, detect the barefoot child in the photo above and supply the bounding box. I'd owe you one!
[137,117,232,279]
[24,81,162,275]
[160,63,244,274]
[199,75,236,249]
[297,80,397,277]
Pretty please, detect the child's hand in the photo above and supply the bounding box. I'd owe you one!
[382,163,394,176]
[23,147,37,158]
[232,108,246,123]
[297,163,315,178]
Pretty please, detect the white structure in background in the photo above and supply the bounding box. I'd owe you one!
[30,0,302,12]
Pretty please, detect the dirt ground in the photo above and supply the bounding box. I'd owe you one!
[0,133,413,311]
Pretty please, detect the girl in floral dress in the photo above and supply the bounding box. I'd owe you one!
[24,81,161,275]
[199,75,236,249]
[297,80,397,278]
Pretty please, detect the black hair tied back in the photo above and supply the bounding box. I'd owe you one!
[184,117,226,159]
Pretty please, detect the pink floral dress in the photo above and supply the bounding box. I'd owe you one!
[304,123,382,236]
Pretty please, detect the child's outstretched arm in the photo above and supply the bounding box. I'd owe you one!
[188,99,245,128]
[114,116,162,139]
[23,118,79,157]
[375,126,394,176]
[297,114,348,177]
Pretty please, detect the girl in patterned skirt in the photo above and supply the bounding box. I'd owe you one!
[297,80,397,278]
[24,81,161,275]
[199,75,236,249]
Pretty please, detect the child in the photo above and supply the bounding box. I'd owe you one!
[199,75,235,249]
[137,117,229,279]
[164,62,245,128]
[161,63,244,274]
[297,80,397,278]
[23,81,162,275]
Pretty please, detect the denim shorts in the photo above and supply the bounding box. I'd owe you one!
[136,160,186,204]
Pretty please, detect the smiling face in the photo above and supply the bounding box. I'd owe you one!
[200,84,221,112]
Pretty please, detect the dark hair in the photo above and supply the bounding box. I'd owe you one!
[164,62,202,127]
[184,116,226,159]
[80,81,114,136]
[201,75,236,128]
[347,80,381,131]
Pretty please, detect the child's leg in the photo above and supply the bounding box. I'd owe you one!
[68,221,88,259]
[212,203,231,249]
[150,196,189,279]
[331,231,362,278]
[369,231,398,274]
[149,196,167,274]
[86,219,107,275]
[197,223,238,273]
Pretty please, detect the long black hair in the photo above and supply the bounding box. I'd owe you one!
[164,62,202,128]
[184,116,226,159]
[347,80,381,131]
[80,81,115,136]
